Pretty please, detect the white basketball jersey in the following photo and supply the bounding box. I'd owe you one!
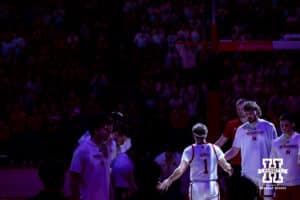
[271,132,300,186]
[182,143,224,182]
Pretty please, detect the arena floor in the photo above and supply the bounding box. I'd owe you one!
[0,167,43,199]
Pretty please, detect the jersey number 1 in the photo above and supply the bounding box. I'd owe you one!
[203,159,208,174]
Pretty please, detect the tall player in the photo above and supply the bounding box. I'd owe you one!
[224,101,277,199]
[158,122,233,200]
[270,113,300,200]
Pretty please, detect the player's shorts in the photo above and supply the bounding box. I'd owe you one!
[189,180,219,200]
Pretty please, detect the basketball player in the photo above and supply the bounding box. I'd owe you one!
[270,113,300,200]
[158,122,233,200]
[78,112,129,162]
[69,114,113,200]
[224,101,277,199]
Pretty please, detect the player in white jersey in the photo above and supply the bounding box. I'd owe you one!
[158,122,233,200]
[225,101,277,199]
[270,113,300,200]
[69,114,113,200]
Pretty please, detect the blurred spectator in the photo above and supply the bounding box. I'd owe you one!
[26,159,68,200]
[130,159,163,200]
[154,143,188,200]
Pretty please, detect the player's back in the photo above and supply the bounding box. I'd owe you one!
[188,143,219,181]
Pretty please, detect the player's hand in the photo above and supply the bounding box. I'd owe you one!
[157,179,171,191]
[226,166,233,176]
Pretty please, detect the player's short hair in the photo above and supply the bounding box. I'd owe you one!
[192,123,208,138]
[279,113,295,124]
[243,101,262,117]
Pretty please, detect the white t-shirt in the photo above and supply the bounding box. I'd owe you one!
[271,132,300,186]
[233,119,277,186]
[182,143,224,182]
[111,152,136,190]
[70,139,110,200]
[78,130,117,163]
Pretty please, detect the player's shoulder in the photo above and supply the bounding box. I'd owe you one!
[294,131,300,136]
[210,143,223,152]
[183,144,193,151]
[75,140,93,154]
[236,122,249,131]
[183,144,195,153]
[258,118,275,127]
[272,135,283,145]
[293,132,300,140]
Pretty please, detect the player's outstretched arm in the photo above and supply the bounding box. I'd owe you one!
[218,157,233,176]
[224,146,240,161]
[157,160,188,191]
[215,135,229,147]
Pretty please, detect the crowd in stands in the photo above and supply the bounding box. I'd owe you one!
[218,51,300,133]
[0,0,299,167]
